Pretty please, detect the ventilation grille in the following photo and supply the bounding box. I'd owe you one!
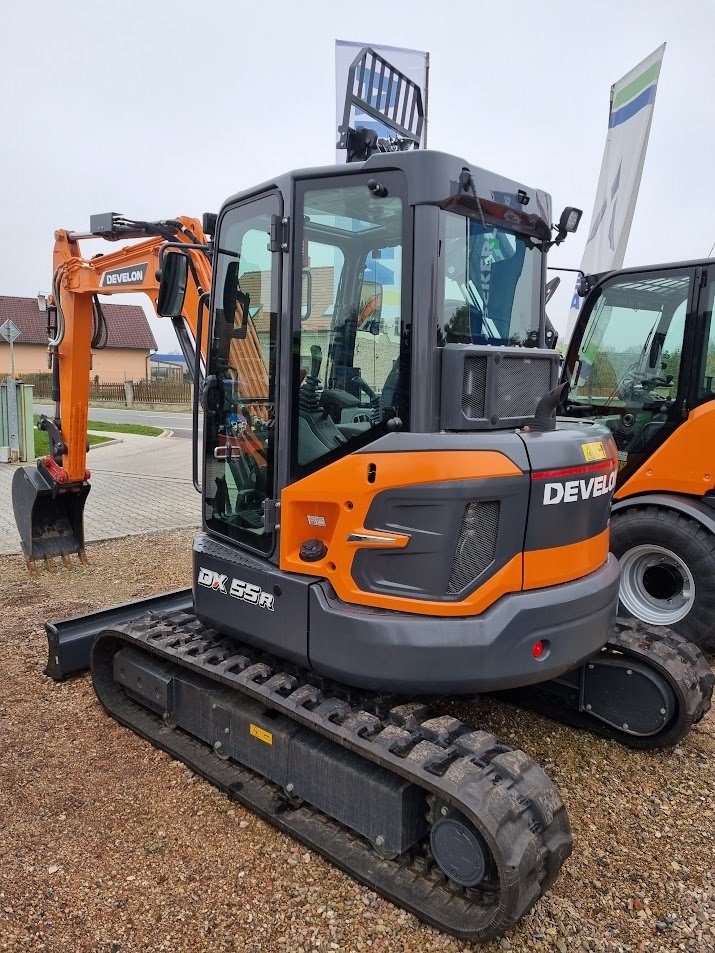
[495,357,552,419]
[462,356,487,419]
[448,501,500,594]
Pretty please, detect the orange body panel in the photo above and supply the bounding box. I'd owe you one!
[616,402,715,501]
[280,450,525,616]
[523,528,609,591]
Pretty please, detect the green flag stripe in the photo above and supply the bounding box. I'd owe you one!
[612,60,662,110]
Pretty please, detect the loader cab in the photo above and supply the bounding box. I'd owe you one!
[198,152,557,561]
[562,261,715,482]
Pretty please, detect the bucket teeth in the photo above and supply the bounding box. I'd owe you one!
[26,559,38,577]
[43,555,58,574]
[61,554,73,570]
[79,550,89,566]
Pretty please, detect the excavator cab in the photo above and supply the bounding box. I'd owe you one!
[158,147,626,693]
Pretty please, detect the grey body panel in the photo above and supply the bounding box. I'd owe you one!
[356,430,531,469]
[308,555,619,694]
[353,475,527,600]
[193,534,318,667]
[520,426,616,550]
[611,492,715,535]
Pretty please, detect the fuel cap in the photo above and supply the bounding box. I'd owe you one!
[299,538,328,562]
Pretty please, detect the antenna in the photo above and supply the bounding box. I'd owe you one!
[337,47,424,163]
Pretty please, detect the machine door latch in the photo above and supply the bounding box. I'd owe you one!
[262,498,281,532]
[268,215,290,253]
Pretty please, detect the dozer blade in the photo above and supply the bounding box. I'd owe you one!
[12,465,90,563]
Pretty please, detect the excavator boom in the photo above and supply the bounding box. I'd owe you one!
[12,214,213,567]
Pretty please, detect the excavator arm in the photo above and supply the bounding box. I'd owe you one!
[12,214,213,569]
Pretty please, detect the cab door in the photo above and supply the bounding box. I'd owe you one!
[203,192,282,555]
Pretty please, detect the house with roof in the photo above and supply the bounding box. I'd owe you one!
[0,296,157,382]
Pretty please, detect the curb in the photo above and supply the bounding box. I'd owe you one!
[87,435,123,450]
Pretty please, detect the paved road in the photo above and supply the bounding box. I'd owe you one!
[0,433,200,556]
[34,404,198,439]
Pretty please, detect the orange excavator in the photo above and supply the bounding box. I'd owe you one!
[10,47,714,944]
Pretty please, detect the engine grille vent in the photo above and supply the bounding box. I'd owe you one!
[495,356,552,419]
[462,356,487,419]
[443,345,558,430]
[448,500,500,594]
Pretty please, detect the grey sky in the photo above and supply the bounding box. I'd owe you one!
[1,0,713,351]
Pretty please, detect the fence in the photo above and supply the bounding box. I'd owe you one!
[133,380,192,404]
[18,374,191,405]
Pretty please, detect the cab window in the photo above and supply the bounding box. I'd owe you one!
[291,179,407,476]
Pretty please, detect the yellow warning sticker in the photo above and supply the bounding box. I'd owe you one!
[581,440,607,462]
[249,724,273,745]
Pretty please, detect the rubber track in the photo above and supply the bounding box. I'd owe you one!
[91,609,572,944]
[505,619,715,749]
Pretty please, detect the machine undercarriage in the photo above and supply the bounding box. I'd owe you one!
[42,593,713,941]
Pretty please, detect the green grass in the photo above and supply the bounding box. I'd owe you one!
[86,419,163,437]
[33,415,163,449]
[34,430,111,457]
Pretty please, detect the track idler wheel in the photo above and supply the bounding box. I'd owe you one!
[499,621,714,749]
[430,804,489,887]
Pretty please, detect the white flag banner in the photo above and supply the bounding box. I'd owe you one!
[335,40,429,163]
[565,43,666,340]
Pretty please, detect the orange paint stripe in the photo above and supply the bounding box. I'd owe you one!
[523,528,609,590]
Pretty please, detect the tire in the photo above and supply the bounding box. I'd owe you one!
[610,506,715,651]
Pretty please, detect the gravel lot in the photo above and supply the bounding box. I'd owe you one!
[1,530,713,952]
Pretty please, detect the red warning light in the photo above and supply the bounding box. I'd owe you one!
[532,640,544,659]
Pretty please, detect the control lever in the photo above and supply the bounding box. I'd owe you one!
[309,344,322,380]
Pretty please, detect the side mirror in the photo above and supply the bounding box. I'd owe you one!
[223,260,251,339]
[156,251,188,317]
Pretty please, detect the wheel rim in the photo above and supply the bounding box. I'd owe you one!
[618,544,695,626]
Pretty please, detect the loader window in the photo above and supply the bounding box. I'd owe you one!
[204,193,280,553]
[440,210,542,347]
[291,178,407,476]
[566,270,691,477]
[696,278,715,402]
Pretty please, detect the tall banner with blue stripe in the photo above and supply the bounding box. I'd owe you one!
[335,40,429,163]
[565,44,666,340]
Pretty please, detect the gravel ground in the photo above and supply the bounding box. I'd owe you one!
[1,530,713,953]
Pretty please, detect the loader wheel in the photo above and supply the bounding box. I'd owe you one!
[611,507,715,650]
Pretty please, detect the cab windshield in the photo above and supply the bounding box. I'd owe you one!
[440,210,542,347]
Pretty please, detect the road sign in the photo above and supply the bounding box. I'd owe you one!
[0,319,20,343]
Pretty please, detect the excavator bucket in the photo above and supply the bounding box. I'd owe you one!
[12,465,90,567]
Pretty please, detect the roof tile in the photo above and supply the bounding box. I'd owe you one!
[0,296,157,350]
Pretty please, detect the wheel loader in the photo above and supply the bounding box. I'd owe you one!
[561,260,715,650]
[11,48,713,943]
